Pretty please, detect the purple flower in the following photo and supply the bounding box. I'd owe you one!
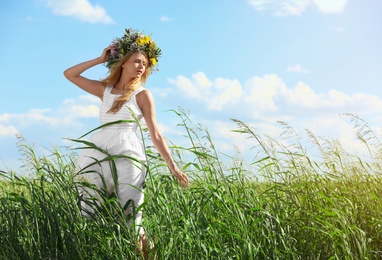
[110,49,118,58]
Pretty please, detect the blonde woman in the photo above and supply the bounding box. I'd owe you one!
[64,28,188,256]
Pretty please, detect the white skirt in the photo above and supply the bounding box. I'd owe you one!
[75,128,147,234]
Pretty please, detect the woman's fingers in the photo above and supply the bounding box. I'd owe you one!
[176,171,189,188]
[100,46,116,62]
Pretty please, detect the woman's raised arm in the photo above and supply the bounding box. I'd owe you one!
[64,46,114,99]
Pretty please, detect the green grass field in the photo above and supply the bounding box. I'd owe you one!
[1,110,381,259]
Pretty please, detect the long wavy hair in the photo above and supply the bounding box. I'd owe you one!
[101,52,152,113]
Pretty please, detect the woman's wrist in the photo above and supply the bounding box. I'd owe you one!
[94,57,105,65]
[167,163,177,173]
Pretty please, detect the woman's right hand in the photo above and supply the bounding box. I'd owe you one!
[99,45,116,63]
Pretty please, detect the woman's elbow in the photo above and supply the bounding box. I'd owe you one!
[152,132,165,145]
[63,69,70,79]
[63,69,76,82]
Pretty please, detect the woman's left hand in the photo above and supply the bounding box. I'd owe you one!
[171,168,189,188]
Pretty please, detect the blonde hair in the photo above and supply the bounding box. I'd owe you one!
[101,52,152,113]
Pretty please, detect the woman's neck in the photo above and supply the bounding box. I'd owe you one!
[116,77,141,90]
[117,74,136,89]
[114,81,124,90]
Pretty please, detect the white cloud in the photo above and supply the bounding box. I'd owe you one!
[209,78,242,111]
[278,0,310,16]
[193,72,213,89]
[157,122,170,135]
[160,16,174,22]
[151,87,173,98]
[191,111,379,163]
[26,16,34,22]
[168,75,202,100]
[0,95,100,131]
[169,72,241,111]
[243,74,287,115]
[329,26,345,33]
[241,74,382,116]
[171,72,382,119]
[61,95,100,118]
[286,84,382,114]
[2,109,73,127]
[287,64,311,74]
[247,0,309,16]
[202,119,283,157]
[286,82,320,108]
[247,0,349,15]
[303,115,373,156]
[0,113,12,122]
[44,0,114,24]
[207,120,249,152]
[312,0,348,14]
[0,125,18,137]
[69,104,99,118]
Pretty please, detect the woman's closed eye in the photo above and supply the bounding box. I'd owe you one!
[135,59,146,64]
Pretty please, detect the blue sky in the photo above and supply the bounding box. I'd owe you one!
[1,0,382,170]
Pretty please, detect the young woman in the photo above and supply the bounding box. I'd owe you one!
[64,28,188,256]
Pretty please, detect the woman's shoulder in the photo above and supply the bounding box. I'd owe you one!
[136,88,154,109]
[134,87,148,95]
[136,88,152,98]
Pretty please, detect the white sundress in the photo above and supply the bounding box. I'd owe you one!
[76,86,147,233]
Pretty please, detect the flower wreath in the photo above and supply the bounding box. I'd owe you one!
[105,28,162,71]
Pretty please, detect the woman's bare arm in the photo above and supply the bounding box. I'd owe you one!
[64,46,114,99]
[137,89,189,187]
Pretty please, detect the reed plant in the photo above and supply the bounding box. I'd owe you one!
[0,110,381,259]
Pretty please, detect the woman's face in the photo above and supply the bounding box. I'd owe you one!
[122,52,148,79]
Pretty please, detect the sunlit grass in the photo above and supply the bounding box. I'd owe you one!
[1,110,381,259]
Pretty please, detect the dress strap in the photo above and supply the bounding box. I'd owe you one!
[102,86,113,100]
[133,87,145,97]
[105,86,113,94]
[128,87,145,108]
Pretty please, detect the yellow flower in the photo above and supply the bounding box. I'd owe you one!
[150,58,157,66]
[137,36,150,46]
